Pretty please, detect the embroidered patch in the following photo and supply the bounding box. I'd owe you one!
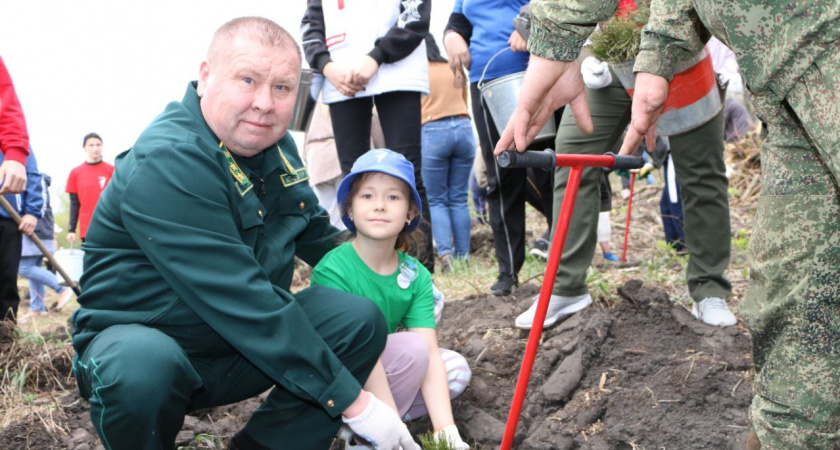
[220,143,253,197]
[280,167,309,187]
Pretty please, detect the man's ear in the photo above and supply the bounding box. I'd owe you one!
[196,61,210,97]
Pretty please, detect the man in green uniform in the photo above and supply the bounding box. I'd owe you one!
[496,1,840,448]
[71,17,418,450]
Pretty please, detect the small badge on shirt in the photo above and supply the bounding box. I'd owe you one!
[397,260,418,290]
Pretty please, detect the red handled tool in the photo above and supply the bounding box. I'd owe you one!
[621,171,636,263]
[496,150,644,449]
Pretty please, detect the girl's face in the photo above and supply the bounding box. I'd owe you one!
[348,172,414,242]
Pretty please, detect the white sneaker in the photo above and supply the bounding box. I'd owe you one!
[692,297,737,327]
[515,293,592,330]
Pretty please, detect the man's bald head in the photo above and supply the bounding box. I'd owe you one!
[207,17,301,66]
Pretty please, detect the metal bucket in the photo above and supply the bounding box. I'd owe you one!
[478,49,556,144]
[53,248,84,286]
[289,69,325,132]
[611,49,722,136]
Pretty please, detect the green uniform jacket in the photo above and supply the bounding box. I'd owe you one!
[72,82,360,416]
[527,0,840,120]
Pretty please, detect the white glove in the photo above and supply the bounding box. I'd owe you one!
[432,283,445,325]
[580,56,613,90]
[434,425,470,450]
[342,392,420,450]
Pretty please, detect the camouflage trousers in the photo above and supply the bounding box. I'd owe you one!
[740,45,840,448]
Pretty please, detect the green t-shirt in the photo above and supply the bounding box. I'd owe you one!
[311,242,435,333]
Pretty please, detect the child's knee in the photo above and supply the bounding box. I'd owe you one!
[440,349,471,398]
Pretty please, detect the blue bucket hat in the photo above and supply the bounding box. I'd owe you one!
[337,148,422,233]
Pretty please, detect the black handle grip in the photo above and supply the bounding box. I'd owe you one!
[605,152,645,170]
[497,150,555,169]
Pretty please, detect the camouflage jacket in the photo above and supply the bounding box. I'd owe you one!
[528,0,840,120]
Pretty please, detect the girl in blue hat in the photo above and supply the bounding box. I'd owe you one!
[311,148,472,449]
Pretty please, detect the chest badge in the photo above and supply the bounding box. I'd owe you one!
[220,142,253,197]
[277,145,310,187]
[397,259,419,290]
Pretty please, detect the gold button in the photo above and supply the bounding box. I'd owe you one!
[326,399,335,408]
[258,210,263,218]
[299,201,305,210]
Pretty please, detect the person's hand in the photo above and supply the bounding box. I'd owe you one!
[618,72,669,156]
[342,391,419,450]
[508,30,528,52]
[19,214,37,236]
[580,56,613,90]
[444,31,470,87]
[435,424,470,450]
[0,160,26,194]
[323,62,365,98]
[350,56,380,86]
[67,232,77,244]
[494,55,592,154]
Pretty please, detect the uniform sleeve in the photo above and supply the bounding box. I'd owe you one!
[633,0,710,80]
[119,144,361,416]
[368,0,432,65]
[527,0,619,61]
[0,57,30,165]
[301,0,333,72]
[296,207,343,267]
[400,265,435,329]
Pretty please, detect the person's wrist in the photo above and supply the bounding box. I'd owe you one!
[342,389,370,419]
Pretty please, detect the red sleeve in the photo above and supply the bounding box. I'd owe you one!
[66,166,78,194]
[0,56,30,164]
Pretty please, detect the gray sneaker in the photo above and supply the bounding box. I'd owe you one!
[515,293,592,330]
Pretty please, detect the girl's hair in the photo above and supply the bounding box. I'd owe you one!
[339,172,427,256]
[83,132,102,146]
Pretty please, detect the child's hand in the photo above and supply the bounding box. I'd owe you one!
[350,56,380,86]
[435,424,470,450]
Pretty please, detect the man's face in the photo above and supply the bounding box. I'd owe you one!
[197,35,300,158]
[84,138,103,162]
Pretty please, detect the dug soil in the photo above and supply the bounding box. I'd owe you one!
[0,278,753,450]
[422,280,754,449]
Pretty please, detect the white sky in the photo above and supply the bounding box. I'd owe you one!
[0,0,453,208]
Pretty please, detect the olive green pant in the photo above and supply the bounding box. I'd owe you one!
[550,76,731,302]
[740,45,840,449]
[73,287,386,450]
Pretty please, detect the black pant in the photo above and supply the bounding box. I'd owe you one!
[470,82,555,278]
[1,217,22,322]
[329,90,434,273]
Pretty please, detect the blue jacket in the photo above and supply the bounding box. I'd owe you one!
[0,147,43,220]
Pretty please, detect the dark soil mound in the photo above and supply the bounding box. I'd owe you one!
[417,280,754,449]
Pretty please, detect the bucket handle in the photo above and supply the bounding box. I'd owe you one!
[477,48,511,89]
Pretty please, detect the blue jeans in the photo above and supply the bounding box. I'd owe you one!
[18,255,66,312]
[421,116,475,258]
